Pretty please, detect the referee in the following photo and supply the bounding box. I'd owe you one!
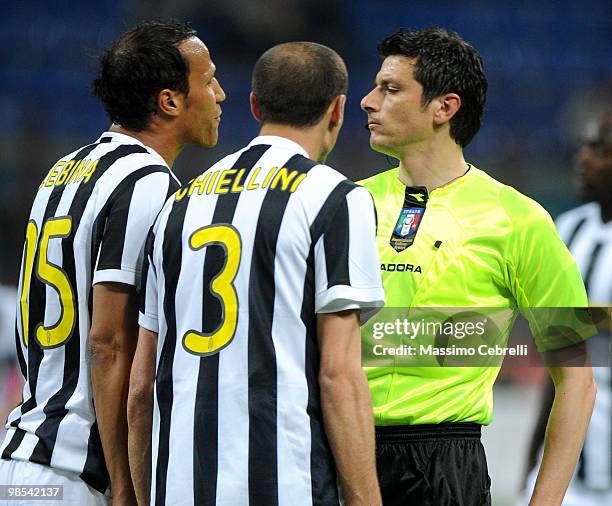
[128,42,385,505]
[359,27,596,505]
[0,20,225,505]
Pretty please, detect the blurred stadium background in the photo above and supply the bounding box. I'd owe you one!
[1,1,610,504]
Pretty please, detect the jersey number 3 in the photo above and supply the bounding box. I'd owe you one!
[183,224,241,356]
[20,217,76,349]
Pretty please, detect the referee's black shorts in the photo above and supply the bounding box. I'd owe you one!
[375,423,491,506]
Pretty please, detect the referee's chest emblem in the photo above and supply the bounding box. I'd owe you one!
[390,186,428,252]
[394,207,423,237]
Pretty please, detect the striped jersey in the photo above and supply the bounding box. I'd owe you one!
[0,131,180,493]
[556,202,612,490]
[139,135,385,506]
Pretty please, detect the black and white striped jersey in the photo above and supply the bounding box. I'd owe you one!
[1,131,180,493]
[139,135,385,506]
[556,201,611,490]
[557,202,611,304]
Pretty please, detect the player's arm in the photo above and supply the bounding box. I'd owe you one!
[127,326,157,506]
[89,282,138,506]
[318,309,382,506]
[128,225,161,505]
[313,183,384,504]
[528,365,595,505]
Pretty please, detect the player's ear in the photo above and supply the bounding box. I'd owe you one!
[328,94,346,130]
[157,88,183,118]
[250,92,262,122]
[433,93,461,126]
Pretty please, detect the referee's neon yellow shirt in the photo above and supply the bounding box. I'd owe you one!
[359,165,588,426]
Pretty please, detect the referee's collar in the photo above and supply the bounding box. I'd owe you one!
[97,131,168,167]
[247,135,310,159]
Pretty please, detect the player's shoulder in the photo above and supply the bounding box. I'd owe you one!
[305,159,354,186]
[299,159,369,204]
[53,135,173,204]
[554,202,602,244]
[290,160,372,229]
[96,134,172,174]
[555,202,599,226]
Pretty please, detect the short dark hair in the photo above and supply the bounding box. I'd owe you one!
[91,20,197,131]
[379,27,487,147]
[252,42,348,127]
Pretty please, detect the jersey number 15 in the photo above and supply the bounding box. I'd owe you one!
[19,217,76,349]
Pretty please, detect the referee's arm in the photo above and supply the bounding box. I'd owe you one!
[510,205,596,505]
[318,309,382,506]
[529,365,596,505]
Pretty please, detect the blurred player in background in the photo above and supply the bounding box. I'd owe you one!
[128,42,384,506]
[0,20,225,506]
[359,27,595,505]
[0,285,20,443]
[522,111,612,505]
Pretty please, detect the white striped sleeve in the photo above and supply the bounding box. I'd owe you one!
[93,169,175,287]
[138,228,159,332]
[314,185,385,318]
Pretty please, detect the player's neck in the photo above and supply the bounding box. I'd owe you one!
[397,137,467,191]
[258,124,325,163]
[108,124,182,167]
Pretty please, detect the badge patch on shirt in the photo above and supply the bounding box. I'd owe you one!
[393,207,423,237]
[390,186,428,252]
